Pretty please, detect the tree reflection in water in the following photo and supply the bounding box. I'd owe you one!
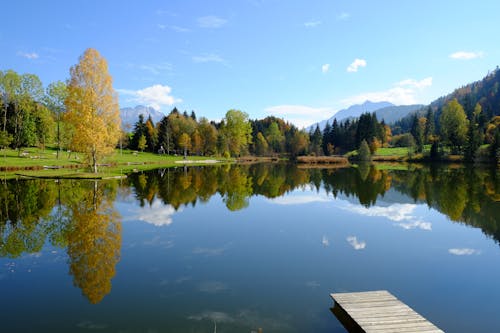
[0,163,499,303]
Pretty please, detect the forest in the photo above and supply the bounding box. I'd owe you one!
[1,54,500,164]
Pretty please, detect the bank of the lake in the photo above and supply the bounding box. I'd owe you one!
[0,147,231,179]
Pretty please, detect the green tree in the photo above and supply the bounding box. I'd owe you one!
[198,117,218,155]
[65,48,121,173]
[357,139,372,162]
[7,73,44,153]
[137,134,147,152]
[424,107,435,143]
[254,131,268,156]
[0,130,13,158]
[33,103,55,150]
[410,114,425,153]
[310,125,323,156]
[44,81,68,158]
[289,128,309,157]
[220,109,252,157]
[439,98,468,154]
[265,121,284,153]
[465,103,483,162]
[157,116,172,154]
[144,116,157,153]
[0,70,21,132]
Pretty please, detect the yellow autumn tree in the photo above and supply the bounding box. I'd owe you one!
[65,48,121,173]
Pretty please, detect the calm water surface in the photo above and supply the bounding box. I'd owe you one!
[1,164,499,332]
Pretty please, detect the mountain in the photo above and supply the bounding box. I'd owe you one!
[120,105,165,130]
[374,104,424,124]
[394,67,500,133]
[308,101,393,131]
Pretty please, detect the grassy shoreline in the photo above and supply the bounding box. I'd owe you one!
[0,147,232,179]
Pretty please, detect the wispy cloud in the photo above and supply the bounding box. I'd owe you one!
[304,20,321,28]
[157,24,166,30]
[17,51,39,60]
[192,53,225,64]
[189,311,235,323]
[198,281,228,293]
[122,62,172,76]
[449,248,481,256]
[397,77,433,89]
[171,25,190,32]
[117,85,182,112]
[342,77,433,106]
[156,9,177,16]
[192,245,228,256]
[347,236,366,250]
[198,15,227,28]
[337,12,350,20]
[347,58,367,72]
[322,63,330,74]
[449,51,484,60]
[265,104,335,129]
[322,235,330,247]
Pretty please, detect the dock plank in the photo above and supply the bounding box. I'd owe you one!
[330,290,444,333]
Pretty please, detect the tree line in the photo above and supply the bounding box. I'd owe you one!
[127,109,312,158]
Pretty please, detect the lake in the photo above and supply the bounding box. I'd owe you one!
[1,163,499,332]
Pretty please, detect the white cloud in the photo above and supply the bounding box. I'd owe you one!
[322,235,330,247]
[117,84,181,111]
[304,20,322,28]
[338,12,350,20]
[135,201,178,226]
[322,63,330,74]
[198,15,227,28]
[192,53,225,63]
[347,236,366,250]
[342,77,433,106]
[157,24,166,30]
[265,104,335,128]
[449,248,481,256]
[449,51,484,60]
[347,58,366,72]
[17,51,39,59]
[268,194,331,205]
[342,203,432,231]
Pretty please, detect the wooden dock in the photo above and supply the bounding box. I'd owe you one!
[330,290,444,333]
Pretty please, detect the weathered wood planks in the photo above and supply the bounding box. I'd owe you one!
[330,290,444,333]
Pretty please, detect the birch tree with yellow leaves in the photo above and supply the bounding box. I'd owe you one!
[65,48,121,173]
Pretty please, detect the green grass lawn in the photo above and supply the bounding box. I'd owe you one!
[374,145,431,156]
[0,146,231,179]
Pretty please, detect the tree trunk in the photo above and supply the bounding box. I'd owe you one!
[92,148,98,173]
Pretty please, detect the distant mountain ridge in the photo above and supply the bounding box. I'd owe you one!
[120,105,165,130]
[308,101,422,131]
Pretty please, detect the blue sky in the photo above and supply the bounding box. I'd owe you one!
[1,0,499,128]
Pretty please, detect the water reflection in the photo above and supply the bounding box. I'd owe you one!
[0,163,499,305]
[64,181,121,304]
[0,179,121,304]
